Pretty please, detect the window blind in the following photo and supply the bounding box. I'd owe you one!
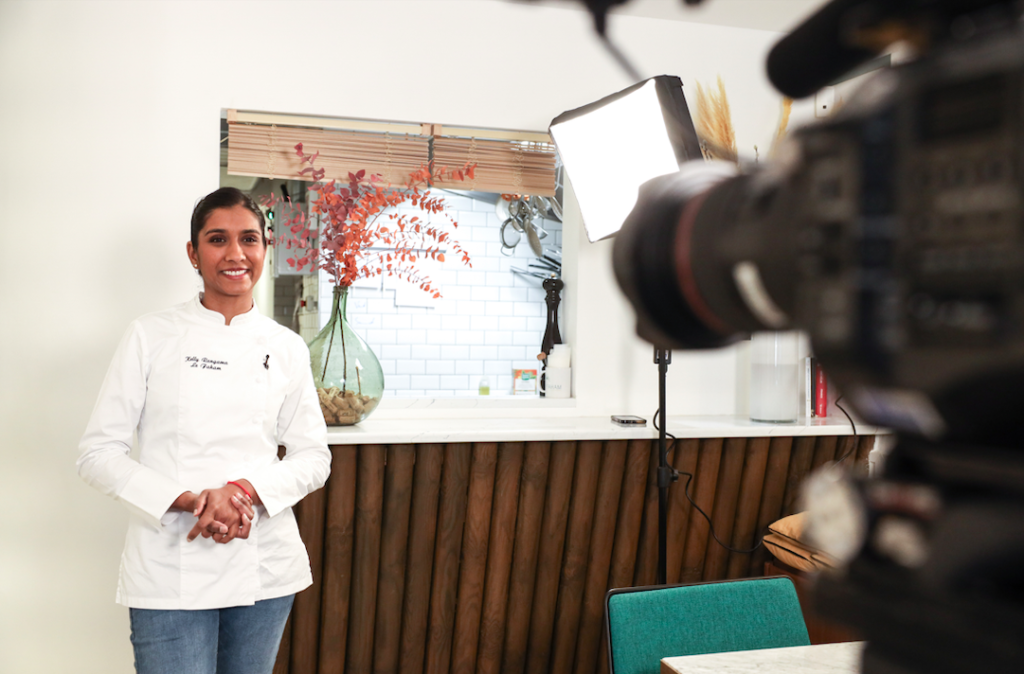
[226,110,557,196]
[227,120,430,187]
[431,136,557,197]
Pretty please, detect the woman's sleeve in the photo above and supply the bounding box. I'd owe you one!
[77,321,190,529]
[243,338,331,518]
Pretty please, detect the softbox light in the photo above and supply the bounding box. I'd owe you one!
[549,75,702,242]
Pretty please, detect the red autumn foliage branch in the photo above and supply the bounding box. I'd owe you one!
[260,143,474,298]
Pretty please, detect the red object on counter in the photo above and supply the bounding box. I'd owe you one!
[815,362,828,418]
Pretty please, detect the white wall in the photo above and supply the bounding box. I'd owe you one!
[0,2,809,671]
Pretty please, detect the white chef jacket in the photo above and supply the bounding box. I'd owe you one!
[78,294,331,610]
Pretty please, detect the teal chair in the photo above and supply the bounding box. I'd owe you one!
[605,576,810,674]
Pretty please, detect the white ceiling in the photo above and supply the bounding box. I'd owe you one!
[531,0,825,33]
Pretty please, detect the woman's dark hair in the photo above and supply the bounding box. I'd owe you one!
[190,187,267,248]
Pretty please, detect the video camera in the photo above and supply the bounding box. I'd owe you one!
[606,0,1024,671]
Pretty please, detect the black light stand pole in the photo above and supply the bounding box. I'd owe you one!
[655,347,676,585]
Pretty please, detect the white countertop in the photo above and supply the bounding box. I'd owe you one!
[661,641,865,674]
[325,415,886,446]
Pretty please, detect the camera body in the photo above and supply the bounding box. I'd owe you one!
[605,1,1024,672]
[789,25,1024,444]
[615,20,1024,444]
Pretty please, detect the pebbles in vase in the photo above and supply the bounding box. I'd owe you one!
[317,386,380,425]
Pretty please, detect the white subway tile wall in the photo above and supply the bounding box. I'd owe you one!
[318,194,562,396]
[297,275,320,343]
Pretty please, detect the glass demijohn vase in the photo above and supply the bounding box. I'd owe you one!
[308,286,384,425]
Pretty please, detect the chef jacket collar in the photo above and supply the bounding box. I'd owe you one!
[191,292,261,327]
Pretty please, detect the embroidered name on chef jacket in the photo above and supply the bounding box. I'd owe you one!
[185,356,229,371]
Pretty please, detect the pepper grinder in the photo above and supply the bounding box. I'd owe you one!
[539,276,564,397]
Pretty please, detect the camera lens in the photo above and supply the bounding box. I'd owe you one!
[613,161,795,348]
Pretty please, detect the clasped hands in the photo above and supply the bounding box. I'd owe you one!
[176,484,257,544]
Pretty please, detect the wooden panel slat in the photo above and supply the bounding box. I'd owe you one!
[291,482,327,674]
[725,437,771,579]
[525,441,577,674]
[373,445,416,674]
[318,445,358,674]
[782,437,817,516]
[810,436,839,473]
[451,443,499,674]
[347,444,386,674]
[678,438,723,583]
[665,438,700,585]
[574,441,628,674]
[749,437,794,574]
[855,435,876,470]
[605,440,653,592]
[502,442,552,674]
[835,436,858,471]
[550,440,604,674]
[274,611,294,674]
[702,438,748,581]
[597,439,651,674]
[476,443,525,674]
[632,443,661,587]
[400,444,445,674]
[425,444,473,674]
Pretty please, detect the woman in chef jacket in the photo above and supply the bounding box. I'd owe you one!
[78,187,331,674]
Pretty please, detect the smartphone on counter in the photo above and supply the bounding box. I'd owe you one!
[611,415,647,426]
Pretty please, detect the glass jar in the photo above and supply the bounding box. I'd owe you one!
[749,331,800,423]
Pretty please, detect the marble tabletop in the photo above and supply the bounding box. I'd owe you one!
[661,641,865,674]
[325,415,885,445]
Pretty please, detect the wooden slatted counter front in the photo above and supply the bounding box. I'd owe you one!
[273,417,882,674]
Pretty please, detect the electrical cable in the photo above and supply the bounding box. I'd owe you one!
[833,394,859,464]
[649,376,861,559]
[653,408,763,555]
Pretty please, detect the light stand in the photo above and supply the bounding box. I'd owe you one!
[548,76,698,584]
[654,347,677,585]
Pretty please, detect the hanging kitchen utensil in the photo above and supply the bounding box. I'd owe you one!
[531,259,560,273]
[529,264,560,277]
[500,218,521,255]
[523,218,544,256]
[511,266,547,279]
[550,163,565,221]
[495,197,511,222]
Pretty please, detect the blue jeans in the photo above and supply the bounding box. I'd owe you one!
[129,594,294,674]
